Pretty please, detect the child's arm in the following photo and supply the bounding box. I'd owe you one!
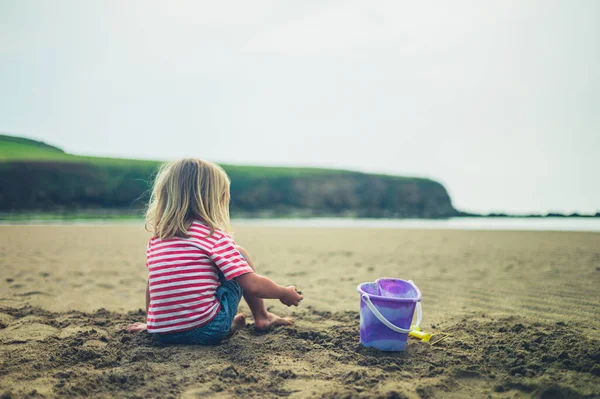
[210,234,303,306]
[236,273,303,306]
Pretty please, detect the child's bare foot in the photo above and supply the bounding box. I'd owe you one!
[254,312,293,331]
[231,313,246,334]
[224,313,246,340]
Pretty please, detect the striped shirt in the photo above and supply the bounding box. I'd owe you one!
[145,221,253,334]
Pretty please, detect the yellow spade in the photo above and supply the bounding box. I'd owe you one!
[409,325,432,342]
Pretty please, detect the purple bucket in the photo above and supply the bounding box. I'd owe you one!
[356,278,422,351]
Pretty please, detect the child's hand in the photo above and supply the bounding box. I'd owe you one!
[125,322,147,333]
[280,286,303,307]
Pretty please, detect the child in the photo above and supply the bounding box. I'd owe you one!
[125,159,303,344]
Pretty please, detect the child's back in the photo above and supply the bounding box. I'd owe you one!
[146,221,252,334]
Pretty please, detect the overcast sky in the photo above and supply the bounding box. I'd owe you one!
[1,1,598,214]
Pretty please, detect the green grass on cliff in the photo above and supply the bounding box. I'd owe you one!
[0,133,454,217]
[0,134,428,181]
[0,135,68,160]
[0,134,160,168]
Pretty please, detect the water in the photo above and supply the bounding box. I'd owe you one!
[232,217,600,232]
[1,217,599,232]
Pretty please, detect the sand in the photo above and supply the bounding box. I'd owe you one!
[0,225,598,398]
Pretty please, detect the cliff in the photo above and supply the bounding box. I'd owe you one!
[0,134,458,218]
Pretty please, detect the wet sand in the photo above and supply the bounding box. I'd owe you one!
[0,225,599,398]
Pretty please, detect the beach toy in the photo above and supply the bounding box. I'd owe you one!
[357,278,423,351]
[409,326,432,342]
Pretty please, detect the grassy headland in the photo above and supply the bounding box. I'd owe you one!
[0,134,457,218]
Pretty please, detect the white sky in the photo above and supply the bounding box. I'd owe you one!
[1,1,599,214]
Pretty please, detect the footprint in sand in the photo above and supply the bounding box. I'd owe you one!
[17,291,51,296]
[0,313,14,329]
[96,283,115,289]
[286,271,307,277]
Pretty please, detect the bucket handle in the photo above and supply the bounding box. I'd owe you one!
[360,280,422,334]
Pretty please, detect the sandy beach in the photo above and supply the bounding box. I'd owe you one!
[0,225,599,398]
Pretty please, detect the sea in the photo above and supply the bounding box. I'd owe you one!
[4,217,597,232]
[232,217,600,232]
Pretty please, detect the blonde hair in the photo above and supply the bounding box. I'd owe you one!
[146,158,231,239]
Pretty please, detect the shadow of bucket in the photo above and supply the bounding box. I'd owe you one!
[356,278,422,351]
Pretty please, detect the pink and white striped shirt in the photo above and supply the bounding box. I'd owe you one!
[145,221,253,334]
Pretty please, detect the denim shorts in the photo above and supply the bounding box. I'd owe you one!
[153,271,244,345]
